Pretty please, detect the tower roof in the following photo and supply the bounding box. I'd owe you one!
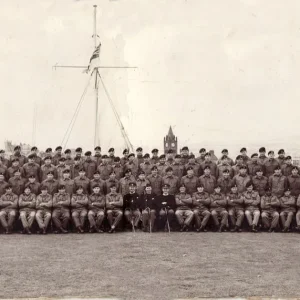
[167,126,175,138]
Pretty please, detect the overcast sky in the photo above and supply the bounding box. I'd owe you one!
[1,0,300,156]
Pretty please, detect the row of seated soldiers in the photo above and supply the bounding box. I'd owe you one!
[0,179,300,234]
[0,146,299,200]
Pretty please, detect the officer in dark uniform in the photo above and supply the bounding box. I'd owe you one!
[150,149,159,165]
[135,147,144,165]
[94,146,102,166]
[124,182,141,230]
[276,149,286,166]
[108,148,115,165]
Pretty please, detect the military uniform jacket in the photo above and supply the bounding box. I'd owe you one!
[217,164,234,178]
[147,174,163,196]
[136,178,150,196]
[135,155,144,166]
[0,181,9,196]
[8,166,25,179]
[93,154,102,166]
[180,175,199,195]
[41,179,59,196]
[200,161,218,178]
[264,159,280,178]
[199,175,216,194]
[139,162,153,176]
[65,157,74,168]
[106,192,123,210]
[90,179,106,195]
[184,162,200,176]
[40,164,57,181]
[280,196,296,213]
[10,154,27,167]
[157,194,176,210]
[124,193,140,210]
[25,182,41,195]
[276,157,285,167]
[163,175,179,195]
[281,163,294,177]
[138,193,159,211]
[88,193,105,211]
[252,175,268,196]
[175,193,193,210]
[210,193,227,211]
[260,195,280,212]
[180,155,189,166]
[227,192,244,210]
[258,155,268,166]
[232,174,251,194]
[19,193,36,212]
[0,192,18,210]
[119,176,136,196]
[23,162,40,180]
[150,156,159,165]
[98,163,113,180]
[242,191,260,211]
[52,192,70,210]
[196,156,205,165]
[192,191,210,210]
[9,176,26,196]
[83,160,98,180]
[71,194,88,211]
[36,193,52,212]
[112,164,124,180]
[124,161,139,177]
[74,176,90,195]
[248,161,265,177]
[217,176,233,195]
[59,178,75,195]
[56,164,70,181]
[0,165,8,180]
[72,163,83,179]
[52,154,62,166]
[288,175,300,197]
[268,174,287,197]
[120,156,129,167]
[171,162,185,180]
[105,179,120,194]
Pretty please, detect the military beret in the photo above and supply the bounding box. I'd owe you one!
[204,166,210,170]
[75,147,82,152]
[179,184,186,189]
[45,148,52,153]
[40,185,48,191]
[55,146,62,151]
[28,175,35,179]
[124,169,132,174]
[101,155,108,159]
[44,156,52,160]
[92,171,100,176]
[214,185,221,189]
[199,148,206,153]
[285,156,292,160]
[108,148,115,153]
[28,154,35,159]
[92,184,101,189]
[0,150,4,154]
[63,169,70,174]
[292,166,298,171]
[114,157,121,162]
[13,169,21,174]
[181,146,189,151]
[240,148,247,153]
[275,166,281,170]
[221,155,228,160]
[245,182,253,188]
[259,147,266,153]
[0,172,5,176]
[268,150,274,155]
[123,149,129,155]
[151,149,158,153]
[256,168,263,173]
[64,149,71,154]
[136,147,143,151]
[167,149,173,154]
[223,169,229,173]
[128,153,135,158]
[162,183,170,188]
[197,184,204,188]
[278,149,285,154]
[109,171,116,175]
[5,185,12,190]
[145,183,152,188]
[76,185,84,191]
[284,188,291,192]
[14,146,21,151]
[151,166,158,171]
[240,165,247,170]
[251,153,258,158]
[85,151,92,156]
[94,146,101,151]
[139,171,145,175]
[165,167,173,172]
[11,158,19,163]
[204,153,211,157]
[189,154,195,159]
[159,154,166,159]
[231,185,238,189]
[58,185,65,190]
[129,182,136,187]
[143,153,150,158]
[47,171,54,175]
[167,157,173,161]
[59,157,66,162]
[79,168,85,172]
[24,186,31,190]
[109,184,116,189]
[236,155,242,160]
[186,166,194,171]
[175,154,181,158]
[221,149,228,154]
[31,147,37,151]
[74,156,81,161]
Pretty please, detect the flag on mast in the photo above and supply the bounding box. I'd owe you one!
[84,43,101,73]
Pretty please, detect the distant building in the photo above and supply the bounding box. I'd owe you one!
[164,126,178,154]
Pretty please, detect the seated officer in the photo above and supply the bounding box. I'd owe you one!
[71,185,88,233]
[192,184,211,232]
[19,186,36,234]
[52,185,71,233]
[88,185,106,233]
[123,182,141,230]
[210,185,228,232]
[106,184,123,233]
[279,188,296,232]
[36,186,52,234]
[175,185,194,232]
[227,185,244,232]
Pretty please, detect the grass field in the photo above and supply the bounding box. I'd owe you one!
[0,232,300,300]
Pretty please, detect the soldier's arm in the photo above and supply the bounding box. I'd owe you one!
[217,197,227,207]
[253,193,260,206]
[202,196,211,206]
[62,194,71,207]
[268,177,272,190]
[297,195,300,208]
[44,195,53,208]
[260,197,266,209]
[70,196,77,208]
[115,194,123,208]
[18,195,25,208]
[52,194,59,208]
[77,195,89,205]
[233,196,244,205]
[244,197,253,205]
[30,195,37,208]
[182,194,193,205]
[105,195,112,209]
[270,196,280,207]
[191,194,198,206]
[175,195,181,206]
[288,196,296,206]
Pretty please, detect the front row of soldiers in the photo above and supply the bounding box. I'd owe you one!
[0,180,299,234]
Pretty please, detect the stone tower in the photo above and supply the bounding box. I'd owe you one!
[164,126,178,154]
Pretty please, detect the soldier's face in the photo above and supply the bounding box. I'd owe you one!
[110,187,117,193]
[182,150,189,156]
[175,158,180,163]
[0,176,4,181]
[162,187,169,194]
[144,157,150,162]
[152,152,158,157]
[137,150,143,156]
[204,169,210,175]
[222,158,228,164]
[45,159,51,165]
[41,190,47,195]
[125,172,131,178]
[79,172,85,177]
[129,186,136,193]
[241,151,247,156]
[109,151,114,156]
[259,151,266,156]
[152,169,158,175]
[200,152,206,157]
[256,171,263,177]
[215,187,221,194]
[275,170,281,175]
[231,187,237,193]
[94,174,100,180]
[187,170,194,177]
[47,175,54,180]
[237,159,243,164]
[145,187,152,194]
[179,187,186,193]
[252,156,258,162]
[95,150,101,155]
[57,149,62,155]
[292,169,298,176]
[189,158,195,164]
[63,174,70,179]
[110,173,116,180]
[205,156,211,161]
[15,149,20,155]
[223,173,229,178]
[86,155,91,161]
[269,153,275,159]
[6,188,12,193]
[13,162,19,167]
[14,172,21,177]
[279,153,285,158]
[247,186,253,192]
[28,159,34,164]
[58,188,65,193]
[93,187,101,194]
[284,191,291,196]
[167,171,173,176]
[139,174,145,180]
[24,188,31,195]
[77,189,83,194]
[286,159,292,165]
[240,169,247,175]
[129,156,134,161]
[123,152,129,157]
[29,178,35,183]
[160,158,166,164]
[197,187,204,193]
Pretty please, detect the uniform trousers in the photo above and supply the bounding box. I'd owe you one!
[280,211,294,228]
[175,209,194,226]
[0,209,17,228]
[72,209,87,228]
[245,209,260,226]
[20,210,36,229]
[88,209,105,228]
[261,210,279,228]
[228,208,244,227]
[36,210,51,230]
[107,209,123,228]
[52,208,70,229]
[141,209,156,228]
[124,209,141,227]
[193,209,210,228]
[211,209,228,226]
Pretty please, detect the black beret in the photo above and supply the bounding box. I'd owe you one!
[251,153,258,158]
[199,148,206,153]
[255,168,263,173]
[94,171,101,175]
[59,157,66,162]
[0,172,4,176]
[0,150,4,154]
[94,146,101,151]
[74,156,81,161]
[55,146,62,151]
[45,148,52,153]
[151,166,158,171]
[259,147,266,153]
[245,182,253,188]
[240,165,247,170]
[5,185,12,190]
[14,146,21,151]
[214,185,221,189]
[240,148,247,153]
[28,175,35,178]
[204,153,211,157]
[236,155,242,160]
[109,171,116,175]
[162,183,170,188]
[221,149,228,153]
[128,153,135,158]
[292,166,298,171]
[151,149,158,153]
[129,182,137,187]
[40,185,48,191]
[101,155,108,159]
[109,184,116,188]
[268,150,274,155]
[139,171,145,175]
[275,166,281,170]
[75,147,82,152]
[196,184,204,188]
[62,169,70,173]
[186,166,194,171]
[76,185,84,191]
[79,168,85,172]
[221,155,228,160]
[189,154,195,159]
[181,146,189,151]
[64,149,71,154]
[145,183,152,188]
[124,169,132,174]
[165,167,173,172]
[47,171,54,175]
[123,149,129,155]
[44,156,52,160]
[175,154,181,158]
[28,154,35,159]
[179,184,186,189]
[223,169,230,173]
[285,156,292,160]
[167,149,173,154]
[114,157,121,162]
[58,185,65,190]
[159,154,166,159]
[11,158,19,163]
[136,147,143,151]
[231,185,238,189]
[108,148,115,152]
[85,151,92,156]
[284,188,291,192]
[204,166,210,170]
[31,147,37,151]
[278,149,285,154]
[143,153,150,158]
[24,185,31,190]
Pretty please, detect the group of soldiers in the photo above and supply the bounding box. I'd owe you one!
[0,145,299,234]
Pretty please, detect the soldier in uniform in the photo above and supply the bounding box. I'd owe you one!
[9,169,26,196]
[75,147,83,162]
[25,175,40,195]
[232,155,246,176]
[264,150,280,178]
[239,148,250,165]
[0,185,18,233]
[180,166,199,195]
[106,184,123,233]
[23,154,40,181]
[258,147,268,165]
[59,169,75,196]
[19,186,36,234]
[268,166,287,198]
[281,156,294,177]
[0,157,8,180]
[248,153,265,178]
[217,169,233,195]
[296,192,300,231]
[93,146,102,166]
[64,149,74,168]
[52,146,63,166]
[112,157,124,180]
[88,185,106,233]
[30,147,42,166]
[135,147,144,165]
[180,146,190,165]
[71,186,88,233]
[105,171,120,194]
[232,165,251,194]
[83,151,97,180]
[98,155,113,180]
[40,156,57,181]
[124,182,141,230]
[120,149,129,166]
[243,182,260,232]
[90,171,106,195]
[56,157,69,181]
[276,149,286,166]
[10,146,27,167]
[35,186,52,234]
[252,168,268,197]
[227,185,244,232]
[175,185,194,232]
[192,185,211,232]
[120,169,136,196]
[196,148,206,165]
[200,153,218,178]
[261,188,280,232]
[184,154,200,176]
[217,149,234,166]
[139,184,159,232]
[139,154,153,176]
[199,165,216,195]
[147,166,163,196]
[157,155,168,177]
[150,149,159,165]
[288,166,300,198]
[41,171,58,196]
[45,147,53,161]
[72,156,83,179]
[0,173,9,196]
[136,171,150,196]
[0,150,9,168]
[74,169,90,195]
[210,185,228,232]
[166,150,174,166]
[8,158,24,179]
[107,148,115,165]
[279,188,296,232]
[217,156,234,178]
[52,185,70,233]
[163,167,179,195]
[172,154,185,180]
